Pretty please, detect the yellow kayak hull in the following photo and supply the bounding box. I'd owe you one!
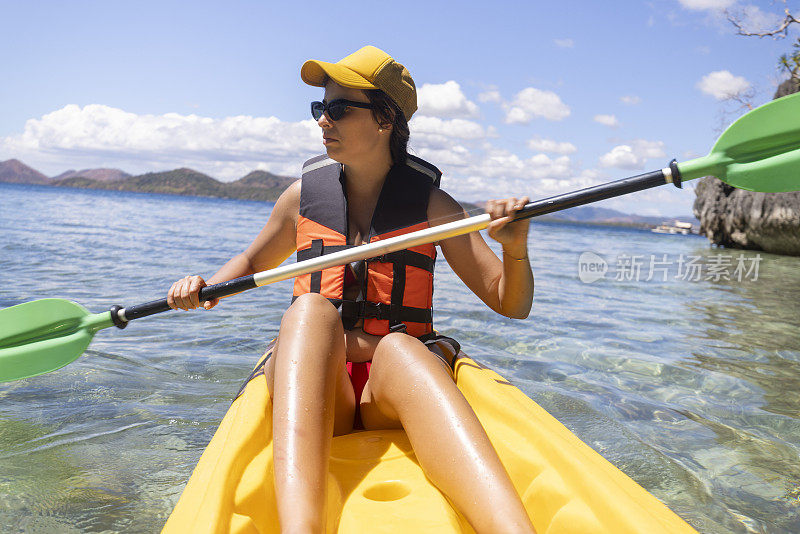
[163,351,697,533]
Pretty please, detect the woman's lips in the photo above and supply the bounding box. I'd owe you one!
[323,137,338,145]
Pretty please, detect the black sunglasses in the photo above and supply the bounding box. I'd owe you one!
[311,99,373,121]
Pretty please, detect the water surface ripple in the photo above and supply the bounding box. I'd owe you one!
[1,183,798,533]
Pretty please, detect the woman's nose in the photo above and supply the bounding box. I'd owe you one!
[317,112,331,128]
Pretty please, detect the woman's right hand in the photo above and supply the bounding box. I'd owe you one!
[167,275,219,311]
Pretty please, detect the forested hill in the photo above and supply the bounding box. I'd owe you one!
[0,159,296,202]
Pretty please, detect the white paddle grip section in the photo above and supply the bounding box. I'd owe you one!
[253,213,492,287]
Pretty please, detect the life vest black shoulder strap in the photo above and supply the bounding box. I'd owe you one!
[368,155,440,237]
[405,153,442,187]
[299,155,347,235]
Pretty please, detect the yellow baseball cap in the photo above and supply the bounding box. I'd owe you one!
[301,45,418,120]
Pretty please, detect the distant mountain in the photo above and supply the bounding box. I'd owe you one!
[225,170,297,201]
[53,168,230,197]
[52,168,130,181]
[0,159,50,184]
[115,168,227,195]
[543,206,698,225]
[1,159,297,202]
[231,170,295,189]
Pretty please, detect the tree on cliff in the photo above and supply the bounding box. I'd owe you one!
[727,2,799,96]
[692,2,800,257]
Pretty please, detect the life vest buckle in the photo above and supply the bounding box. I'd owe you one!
[341,300,394,321]
[361,301,382,319]
[389,322,408,334]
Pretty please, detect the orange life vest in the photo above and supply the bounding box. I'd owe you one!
[292,153,441,337]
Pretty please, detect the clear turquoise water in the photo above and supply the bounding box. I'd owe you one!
[1,182,798,533]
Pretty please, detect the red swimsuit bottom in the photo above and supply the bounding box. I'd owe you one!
[346,361,372,430]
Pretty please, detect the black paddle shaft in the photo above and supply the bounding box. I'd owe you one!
[114,276,258,326]
[512,162,680,223]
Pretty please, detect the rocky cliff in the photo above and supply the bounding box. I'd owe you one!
[692,78,800,256]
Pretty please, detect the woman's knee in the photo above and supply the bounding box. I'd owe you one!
[275,293,345,367]
[375,331,420,354]
[369,333,426,390]
[282,293,342,331]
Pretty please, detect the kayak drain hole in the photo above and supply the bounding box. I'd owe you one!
[362,481,411,502]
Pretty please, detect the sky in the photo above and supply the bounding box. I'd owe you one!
[1,0,798,216]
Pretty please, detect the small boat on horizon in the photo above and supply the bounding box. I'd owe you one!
[652,220,696,235]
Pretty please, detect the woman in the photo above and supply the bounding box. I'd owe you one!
[168,45,535,533]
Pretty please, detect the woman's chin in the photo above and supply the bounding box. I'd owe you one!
[324,146,344,161]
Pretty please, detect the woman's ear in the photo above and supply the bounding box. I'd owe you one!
[379,112,394,131]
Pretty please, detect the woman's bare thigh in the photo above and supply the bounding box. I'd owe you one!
[263,342,357,436]
[358,340,454,431]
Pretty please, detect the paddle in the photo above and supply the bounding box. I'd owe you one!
[2,92,799,383]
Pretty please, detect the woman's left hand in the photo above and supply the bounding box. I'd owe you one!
[486,196,530,249]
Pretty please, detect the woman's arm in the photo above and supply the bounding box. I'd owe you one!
[167,180,300,310]
[239,179,301,274]
[427,188,533,319]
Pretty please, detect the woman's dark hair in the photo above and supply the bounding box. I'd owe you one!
[365,89,410,165]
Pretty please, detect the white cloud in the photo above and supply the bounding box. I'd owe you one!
[410,140,597,200]
[409,116,490,150]
[410,116,488,139]
[697,70,751,99]
[537,168,600,194]
[678,0,734,10]
[554,38,574,48]
[478,89,502,103]
[594,114,620,128]
[598,139,666,170]
[455,148,575,197]
[526,153,575,180]
[417,81,480,118]
[0,104,322,180]
[527,136,577,155]
[620,95,641,105]
[410,144,475,169]
[599,145,639,169]
[503,87,570,123]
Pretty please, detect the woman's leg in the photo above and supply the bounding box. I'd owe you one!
[264,293,356,533]
[360,333,536,534]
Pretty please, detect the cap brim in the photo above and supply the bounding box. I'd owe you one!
[301,60,377,89]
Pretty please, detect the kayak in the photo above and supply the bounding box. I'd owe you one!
[162,343,697,533]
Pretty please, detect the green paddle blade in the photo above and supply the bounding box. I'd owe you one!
[678,91,800,192]
[0,299,114,382]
